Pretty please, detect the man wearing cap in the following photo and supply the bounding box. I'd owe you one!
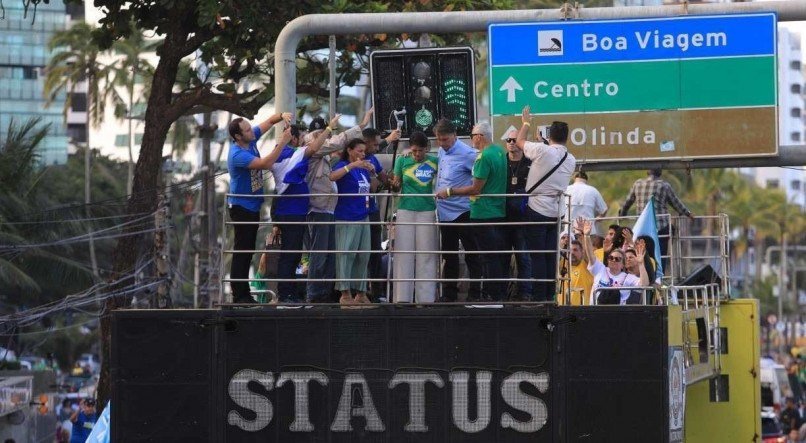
[304,110,375,302]
[227,112,293,304]
[70,399,97,443]
[270,114,341,302]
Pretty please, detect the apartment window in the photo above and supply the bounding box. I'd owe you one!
[766,179,780,189]
[792,180,802,191]
[67,124,87,143]
[70,93,87,112]
[115,133,144,147]
[793,83,802,94]
[791,60,802,70]
[792,108,802,118]
[791,132,801,142]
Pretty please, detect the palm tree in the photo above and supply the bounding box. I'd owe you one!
[44,22,113,280]
[725,177,777,297]
[108,26,158,194]
[0,118,93,301]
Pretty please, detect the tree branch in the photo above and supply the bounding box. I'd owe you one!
[166,86,267,122]
[179,27,220,58]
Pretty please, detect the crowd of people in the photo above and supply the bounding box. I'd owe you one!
[226,105,694,306]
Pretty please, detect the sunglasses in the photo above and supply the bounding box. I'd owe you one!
[470,133,482,138]
[505,138,516,143]
[608,256,623,262]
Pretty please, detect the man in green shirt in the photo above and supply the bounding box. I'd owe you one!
[437,121,509,301]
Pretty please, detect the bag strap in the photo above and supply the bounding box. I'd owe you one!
[526,149,568,195]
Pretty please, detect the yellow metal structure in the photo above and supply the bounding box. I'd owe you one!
[683,299,761,443]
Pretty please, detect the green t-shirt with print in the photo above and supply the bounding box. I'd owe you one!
[470,144,507,220]
[393,155,438,212]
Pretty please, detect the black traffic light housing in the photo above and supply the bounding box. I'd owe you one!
[370,47,476,138]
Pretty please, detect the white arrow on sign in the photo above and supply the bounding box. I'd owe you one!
[499,76,523,103]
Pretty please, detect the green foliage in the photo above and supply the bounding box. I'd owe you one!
[0,118,129,306]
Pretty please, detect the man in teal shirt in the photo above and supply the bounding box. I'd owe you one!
[437,121,508,301]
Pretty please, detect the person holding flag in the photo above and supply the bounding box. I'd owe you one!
[631,196,665,283]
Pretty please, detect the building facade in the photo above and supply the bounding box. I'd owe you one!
[0,2,81,165]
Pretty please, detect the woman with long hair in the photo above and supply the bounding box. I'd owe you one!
[329,138,376,305]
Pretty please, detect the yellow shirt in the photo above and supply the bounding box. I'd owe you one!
[594,248,604,263]
[558,259,594,305]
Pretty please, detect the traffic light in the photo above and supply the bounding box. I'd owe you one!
[370,47,476,138]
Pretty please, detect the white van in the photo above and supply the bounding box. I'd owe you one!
[760,357,794,412]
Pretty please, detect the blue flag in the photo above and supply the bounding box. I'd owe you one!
[86,401,111,443]
[632,197,663,277]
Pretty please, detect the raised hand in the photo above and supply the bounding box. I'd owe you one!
[581,218,593,236]
[281,112,293,124]
[360,107,374,128]
[635,239,646,262]
[329,114,342,129]
[603,236,613,253]
[279,125,293,146]
[521,105,531,125]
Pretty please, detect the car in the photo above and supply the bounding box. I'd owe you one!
[75,353,100,374]
[761,358,795,412]
[761,410,785,443]
[63,375,93,393]
[0,346,17,362]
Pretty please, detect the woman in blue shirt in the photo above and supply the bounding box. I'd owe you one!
[329,138,376,305]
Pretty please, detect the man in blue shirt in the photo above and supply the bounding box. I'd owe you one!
[227,112,292,303]
[433,118,482,302]
[270,114,341,302]
[70,398,97,443]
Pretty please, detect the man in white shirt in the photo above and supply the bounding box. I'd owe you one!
[516,106,576,301]
[565,171,608,234]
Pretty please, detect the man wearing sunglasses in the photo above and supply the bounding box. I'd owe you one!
[503,130,533,300]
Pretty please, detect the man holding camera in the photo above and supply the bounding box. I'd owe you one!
[516,105,576,302]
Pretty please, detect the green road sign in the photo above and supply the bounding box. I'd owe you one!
[488,13,778,162]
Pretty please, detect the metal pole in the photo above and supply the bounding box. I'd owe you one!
[329,35,337,119]
[779,230,787,346]
[207,136,219,307]
[85,145,99,281]
[199,112,211,308]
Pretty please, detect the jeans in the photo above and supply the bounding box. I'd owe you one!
[335,220,371,292]
[306,212,335,302]
[524,208,559,302]
[439,211,481,301]
[505,224,533,298]
[472,218,508,301]
[229,205,260,303]
[274,214,306,302]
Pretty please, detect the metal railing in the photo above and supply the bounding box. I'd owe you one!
[220,192,731,307]
[222,191,570,304]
